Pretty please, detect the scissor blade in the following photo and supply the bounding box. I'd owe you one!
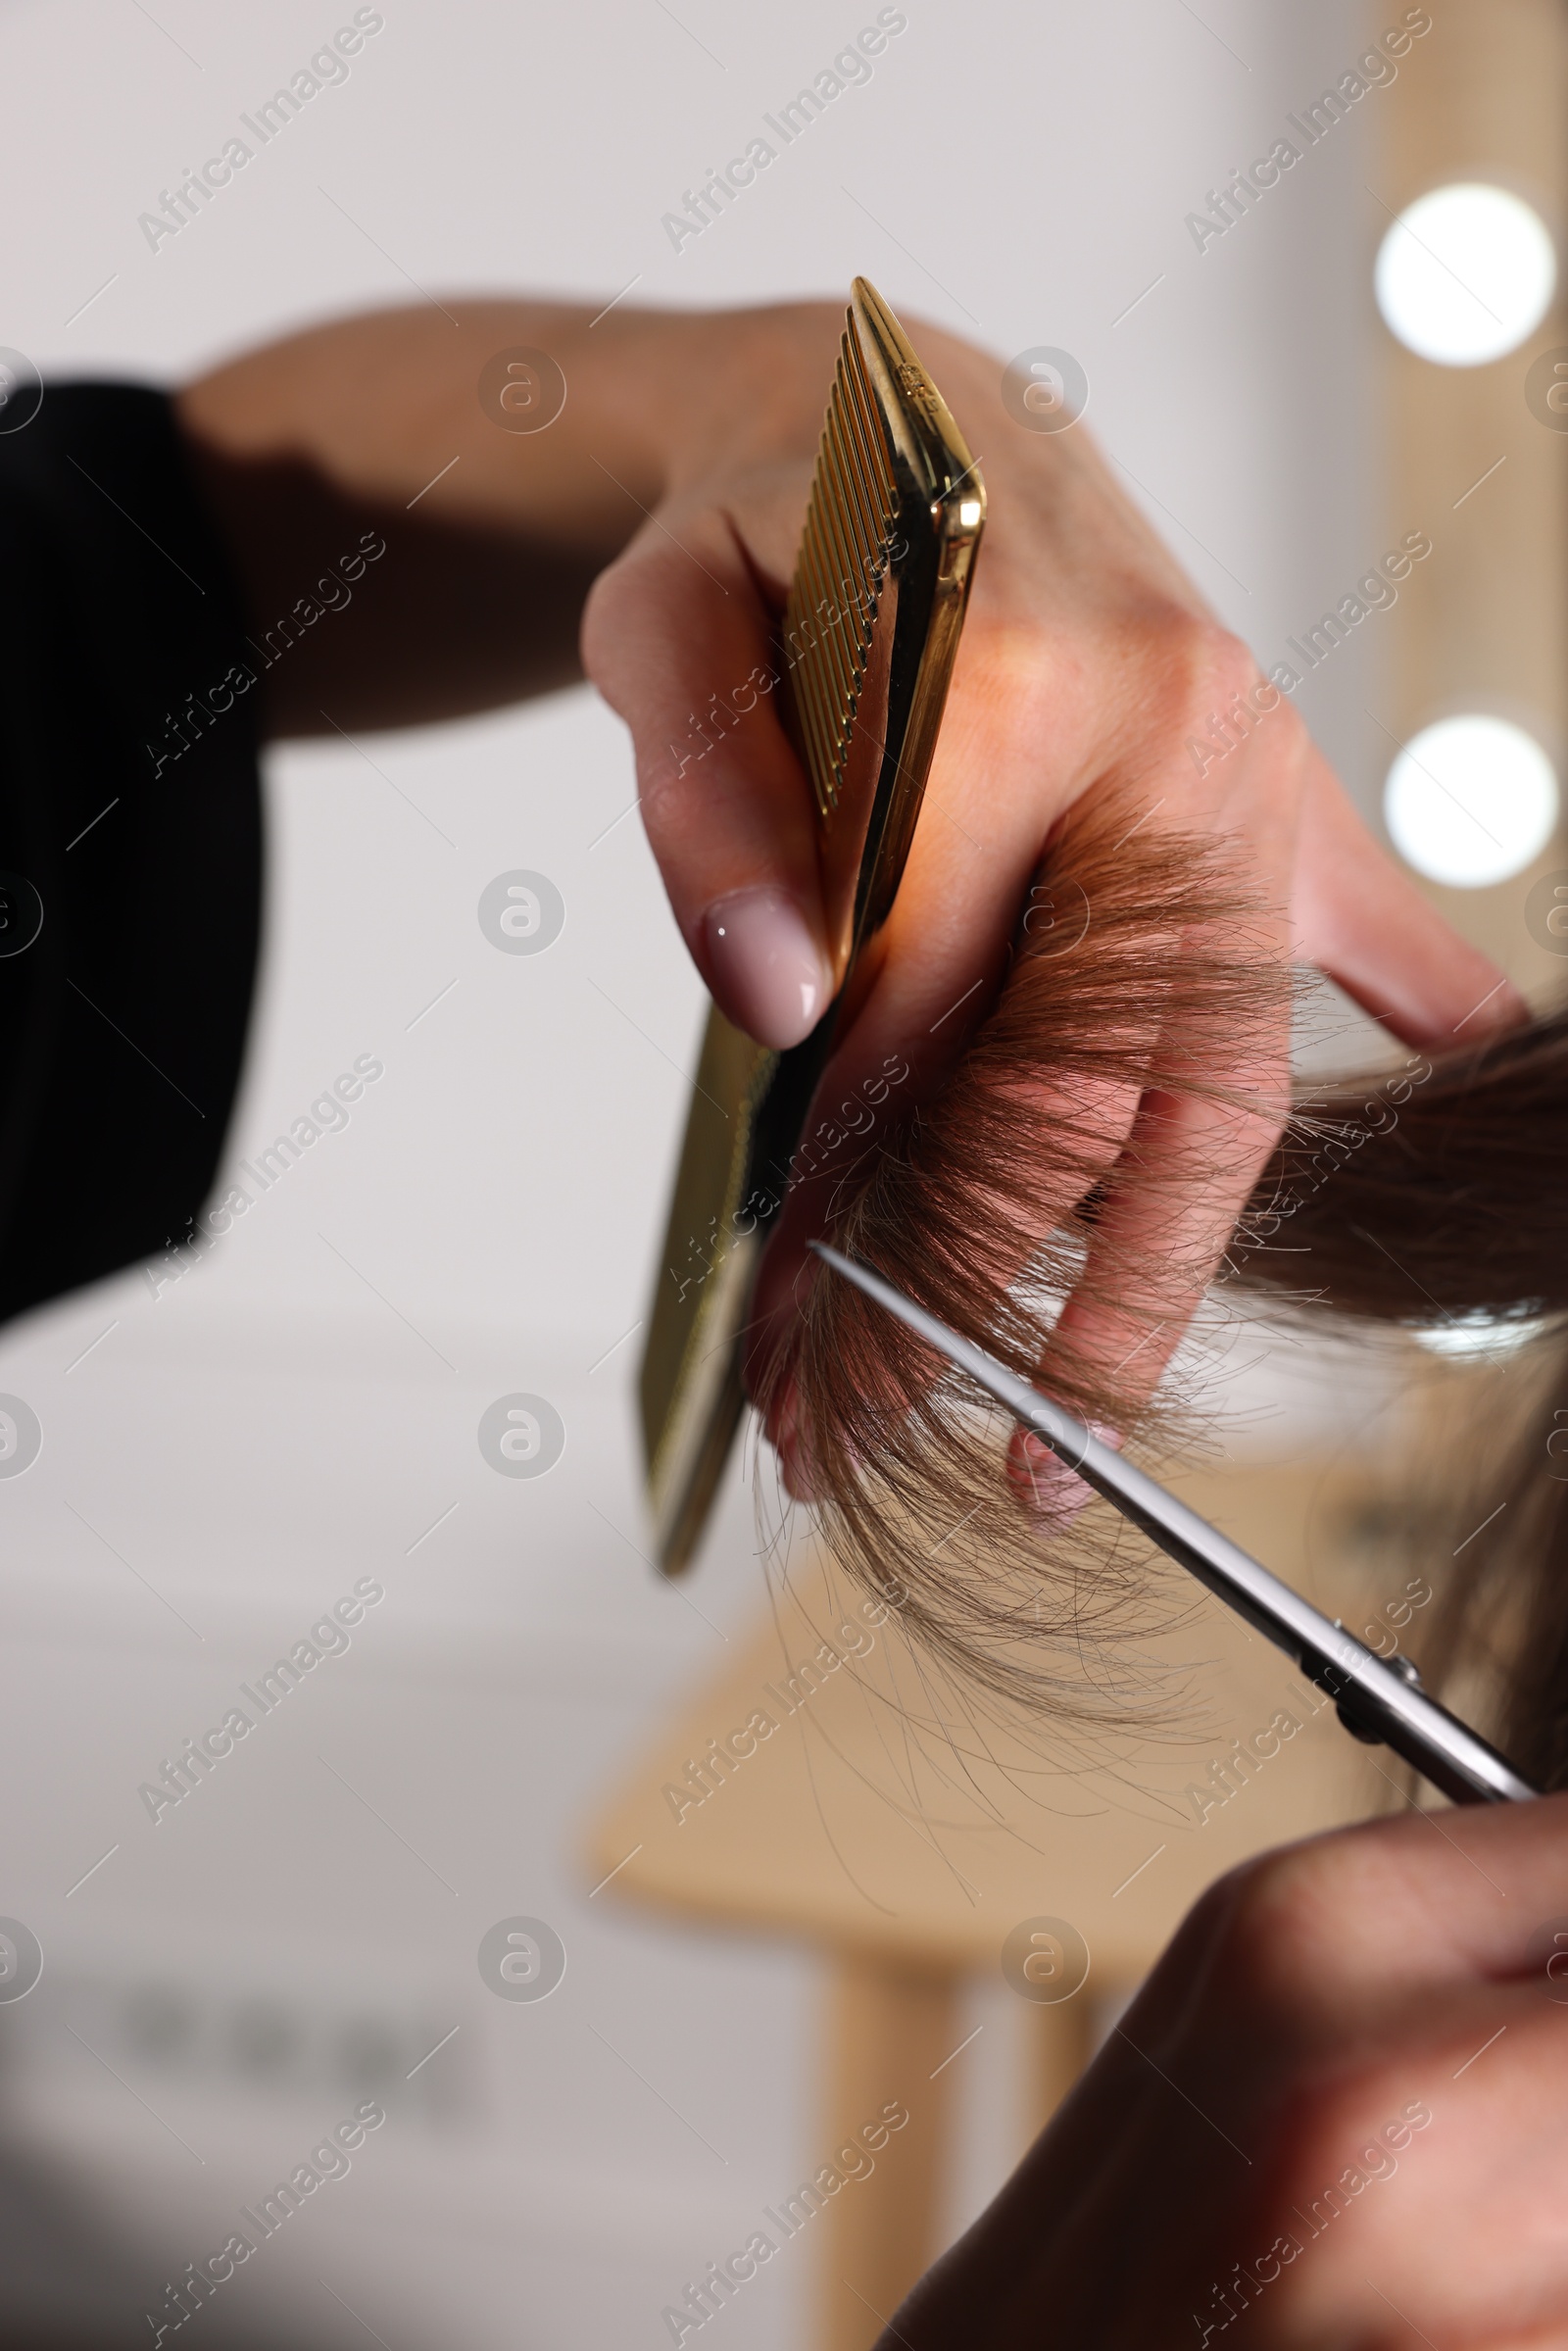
[808,1242,1536,1806]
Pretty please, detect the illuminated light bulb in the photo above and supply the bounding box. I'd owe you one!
[1384,713,1557,887]
[1374,182,1555,366]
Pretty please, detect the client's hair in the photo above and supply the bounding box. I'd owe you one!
[776,802,1568,1771]
[1246,1005,1568,1788]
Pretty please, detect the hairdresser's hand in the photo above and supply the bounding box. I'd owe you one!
[887,1791,1568,2350]
[581,300,1521,1476]
[181,294,1518,1464]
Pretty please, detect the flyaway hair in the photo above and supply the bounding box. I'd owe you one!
[1245,1006,1568,1788]
[769,801,1292,1724]
[772,803,1568,1762]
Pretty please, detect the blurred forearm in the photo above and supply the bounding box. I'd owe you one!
[173,297,841,738]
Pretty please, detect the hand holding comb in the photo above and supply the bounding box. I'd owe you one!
[638,279,985,1574]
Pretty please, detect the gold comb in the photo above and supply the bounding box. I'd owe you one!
[639,277,984,1573]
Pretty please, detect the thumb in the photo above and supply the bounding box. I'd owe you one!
[581,506,832,1051]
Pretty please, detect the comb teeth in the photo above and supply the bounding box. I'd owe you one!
[784,317,899,820]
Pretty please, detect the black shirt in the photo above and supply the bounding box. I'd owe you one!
[0,384,262,1324]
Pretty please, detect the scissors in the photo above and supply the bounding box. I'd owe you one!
[810,1243,1537,1807]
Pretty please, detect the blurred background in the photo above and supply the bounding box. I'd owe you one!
[1,0,1564,2345]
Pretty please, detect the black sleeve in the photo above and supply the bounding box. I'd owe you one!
[0,382,263,1326]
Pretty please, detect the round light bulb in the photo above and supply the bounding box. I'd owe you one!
[1374,182,1556,366]
[1384,714,1557,887]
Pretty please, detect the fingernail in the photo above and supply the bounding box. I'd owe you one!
[1007,1425,1122,1534]
[703,888,830,1051]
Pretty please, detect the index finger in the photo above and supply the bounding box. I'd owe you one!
[1007,975,1292,1521]
[581,499,834,1051]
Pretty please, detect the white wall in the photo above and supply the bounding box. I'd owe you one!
[0,2,1390,2344]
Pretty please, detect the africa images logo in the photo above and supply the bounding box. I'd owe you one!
[137,11,386,252]
[661,11,907,251]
